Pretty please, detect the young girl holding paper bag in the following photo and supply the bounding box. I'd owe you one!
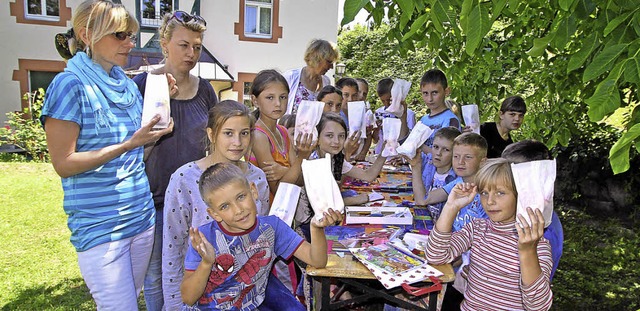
[426,158,553,311]
[310,112,388,206]
[250,70,316,199]
[162,100,269,310]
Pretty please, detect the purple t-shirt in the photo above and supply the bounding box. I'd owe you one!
[133,73,217,209]
[184,215,304,310]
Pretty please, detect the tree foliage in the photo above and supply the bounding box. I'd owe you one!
[342,0,640,174]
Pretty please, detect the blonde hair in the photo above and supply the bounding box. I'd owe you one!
[475,158,517,196]
[199,163,250,206]
[304,39,339,68]
[71,0,138,56]
[158,12,207,44]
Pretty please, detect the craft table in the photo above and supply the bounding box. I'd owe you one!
[305,165,454,310]
[307,254,454,310]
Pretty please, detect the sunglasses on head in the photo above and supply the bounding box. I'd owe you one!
[170,10,207,26]
[113,31,137,42]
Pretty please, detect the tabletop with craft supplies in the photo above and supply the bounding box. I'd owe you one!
[306,162,454,311]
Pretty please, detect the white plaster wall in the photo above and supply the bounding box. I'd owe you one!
[0,0,339,125]
[202,0,339,77]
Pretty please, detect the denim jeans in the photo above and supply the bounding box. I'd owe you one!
[144,208,164,311]
[77,226,154,311]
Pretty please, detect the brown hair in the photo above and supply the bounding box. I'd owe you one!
[434,126,462,142]
[206,100,255,151]
[199,162,249,205]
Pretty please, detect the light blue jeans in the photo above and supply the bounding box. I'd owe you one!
[144,208,164,311]
[77,226,154,311]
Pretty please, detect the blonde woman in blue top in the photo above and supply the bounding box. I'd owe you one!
[41,1,173,309]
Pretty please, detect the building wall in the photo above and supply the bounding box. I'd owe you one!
[0,0,338,125]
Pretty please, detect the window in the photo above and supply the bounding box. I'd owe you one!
[141,0,173,27]
[29,71,58,92]
[25,0,59,21]
[243,82,253,109]
[244,0,272,38]
[234,0,282,43]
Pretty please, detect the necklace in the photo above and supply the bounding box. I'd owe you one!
[259,119,285,154]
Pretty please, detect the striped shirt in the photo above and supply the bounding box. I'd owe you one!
[426,219,553,311]
[42,71,154,252]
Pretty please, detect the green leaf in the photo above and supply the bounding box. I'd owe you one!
[567,32,599,73]
[341,0,370,26]
[466,3,491,56]
[527,35,554,57]
[585,79,621,122]
[609,123,640,174]
[559,0,575,11]
[396,0,415,15]
[398,0,416,29]
[623,56,640,85]
[460,0,474,33]
[492,0,508,21]
[606,59,626,83]
[583,43,628,83]
[402,13,429,41]
[553,14,576,49]
[604,11,635,37]
[432,0,455,29]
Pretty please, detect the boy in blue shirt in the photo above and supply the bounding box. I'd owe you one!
[180,163,342,310]
[419,69,461,155]
[410,127,461,221]
[421,133,489,230]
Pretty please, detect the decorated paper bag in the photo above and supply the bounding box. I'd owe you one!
[295,100,325,142]
[348,101,367,137]
[461,104,480,134]
[301,153,344,221]
[511,159,556,228]
[397,122,434,159]
[141,73,171,129]
[385,78,411,117]
[268,182,302,226]
[381,118,402,157]
[350,243,444,289]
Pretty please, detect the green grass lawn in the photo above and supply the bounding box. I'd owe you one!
[0,163,146,310]
[1,162,638,310]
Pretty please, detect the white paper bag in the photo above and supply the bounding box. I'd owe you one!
[385,78,411,117]
[511,159,556,228]
[397,122,434,159]
[347,101,367,137]
[365,109,376,128]
[268,182,302,226]
[141,73,171,129]
[295,100,325,142]
[381,118,402,157]
[301,153,344,221]
[461,104,480,134]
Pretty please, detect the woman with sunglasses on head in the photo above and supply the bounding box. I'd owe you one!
[131,9,216,311]
[283,39,339,115]
[41,1,174,309]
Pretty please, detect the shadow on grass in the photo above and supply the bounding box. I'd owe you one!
[2,278,95,311]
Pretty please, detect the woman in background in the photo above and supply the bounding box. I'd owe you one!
[284,39,339,114]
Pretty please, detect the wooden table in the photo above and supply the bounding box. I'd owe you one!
[307,254,455,310]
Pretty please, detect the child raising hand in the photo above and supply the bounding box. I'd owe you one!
[426,158,552,310]
[180,163,342,310]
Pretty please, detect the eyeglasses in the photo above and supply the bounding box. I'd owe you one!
[113,31,137,42]
[169,10,207,26]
